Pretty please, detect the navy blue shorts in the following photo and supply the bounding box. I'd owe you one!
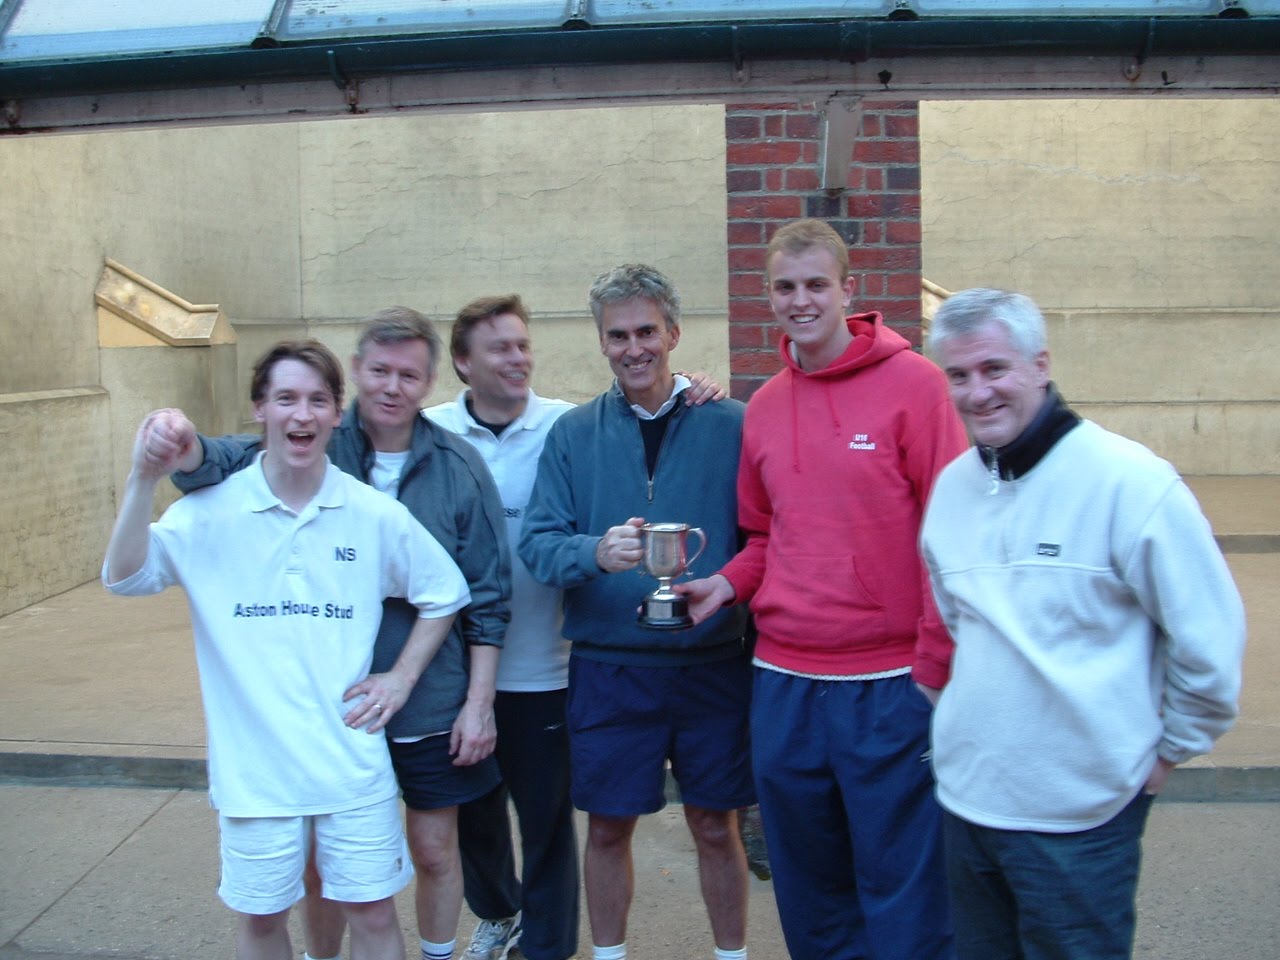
[389,734,502,812]
[566,655,755,816]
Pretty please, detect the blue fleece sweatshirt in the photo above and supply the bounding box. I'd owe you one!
[519,384,748,666]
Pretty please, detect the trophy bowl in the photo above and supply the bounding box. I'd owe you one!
[637,522,706,629]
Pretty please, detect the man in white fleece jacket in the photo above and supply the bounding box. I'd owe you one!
[921,287,1246,960]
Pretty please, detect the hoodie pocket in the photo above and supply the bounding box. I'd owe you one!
[752,553,887,644]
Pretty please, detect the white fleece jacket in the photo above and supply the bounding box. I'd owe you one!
[921,421,1245,832]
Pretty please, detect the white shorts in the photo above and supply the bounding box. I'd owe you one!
[217,796,413,915]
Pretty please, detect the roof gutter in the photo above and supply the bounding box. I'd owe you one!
[3,17,1279,101]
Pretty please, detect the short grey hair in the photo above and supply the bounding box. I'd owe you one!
[588,264,682,332]
[928,288,1047,360]
[355,306,443,377]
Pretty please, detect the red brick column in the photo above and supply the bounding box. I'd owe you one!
[725,100,922,400]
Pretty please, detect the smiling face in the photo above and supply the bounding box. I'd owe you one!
[937,320,1051,449]
[351,338,434,449]
[455,312,533,420]
[766,246,856,371]
[599,297,680,414]
[253,358,342,474]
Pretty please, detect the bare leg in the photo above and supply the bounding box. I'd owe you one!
[583,813,638,947]
[684,805,748,950]
[303,847,348,958]
[235,908,293,960]
[344,896,406,960]
[405,806,464,943]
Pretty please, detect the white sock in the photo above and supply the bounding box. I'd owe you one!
[593,943,627,960]
[715,947,748,960]
[421,937,456,960]
[304,954,340,960]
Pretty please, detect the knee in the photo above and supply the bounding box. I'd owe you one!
[409,838,456,877]
[686,808,739,852]
[587,815,636,852]
[239,908,290,940]
[407,826,458,877]
[343,898,400,937]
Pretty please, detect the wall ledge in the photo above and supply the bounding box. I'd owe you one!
[95,259,235,347]
[0,386,108,405]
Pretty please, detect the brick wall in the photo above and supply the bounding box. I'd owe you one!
[724,100,922,400]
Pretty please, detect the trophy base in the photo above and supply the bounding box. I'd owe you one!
[638,594,693,630]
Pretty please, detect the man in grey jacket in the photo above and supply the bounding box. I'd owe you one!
[156,307,510,960]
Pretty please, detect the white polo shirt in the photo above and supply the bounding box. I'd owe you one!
[425,390,574,692]
[104,456,470,818]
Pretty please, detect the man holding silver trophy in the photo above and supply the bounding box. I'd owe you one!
[519,265,754,960]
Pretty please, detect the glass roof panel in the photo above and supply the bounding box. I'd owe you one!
[1,0,273,61]
[0,0,1258,67]
[592,0,1225,23]
[908,1,1223,15]
[277,1,575,40]
[591,1,894,26]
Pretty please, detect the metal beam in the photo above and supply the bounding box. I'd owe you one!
[10,53,1280,138]
[4,52,1278,137]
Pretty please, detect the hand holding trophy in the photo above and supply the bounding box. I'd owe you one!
[637,522,707,629]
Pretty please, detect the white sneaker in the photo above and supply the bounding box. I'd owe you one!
[463,913,522,960]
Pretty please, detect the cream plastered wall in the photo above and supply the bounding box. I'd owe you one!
[0,389,114,615]
[920,99,1280,474]
[0,124,303,396]
[233,105,730,419]
[0,105,730,615]
[0,124,302,616]
[920,99,1280,308]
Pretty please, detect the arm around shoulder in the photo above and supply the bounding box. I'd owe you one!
[170,432,263,494]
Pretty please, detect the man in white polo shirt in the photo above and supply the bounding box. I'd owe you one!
[425,295,577,960]
[104,340,470,960]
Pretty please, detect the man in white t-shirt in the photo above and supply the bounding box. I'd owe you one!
[104,340,470,960]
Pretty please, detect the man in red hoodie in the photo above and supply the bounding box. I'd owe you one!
[681,219,967,960]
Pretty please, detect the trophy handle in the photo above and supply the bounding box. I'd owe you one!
[685,527,707,570]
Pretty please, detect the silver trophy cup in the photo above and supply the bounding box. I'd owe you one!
[637,522,707,629]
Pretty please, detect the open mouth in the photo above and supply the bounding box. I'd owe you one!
[286,430,316,450]
[789,314,818,325]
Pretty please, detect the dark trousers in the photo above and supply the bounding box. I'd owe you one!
[752,669,954,960]
[943,792,1154,960]
[459,689,579,960]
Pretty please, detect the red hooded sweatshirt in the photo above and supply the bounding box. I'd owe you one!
[720,313,967,688]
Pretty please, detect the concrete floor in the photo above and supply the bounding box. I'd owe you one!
[0,476,1276,958]
[0,787,1276,960]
